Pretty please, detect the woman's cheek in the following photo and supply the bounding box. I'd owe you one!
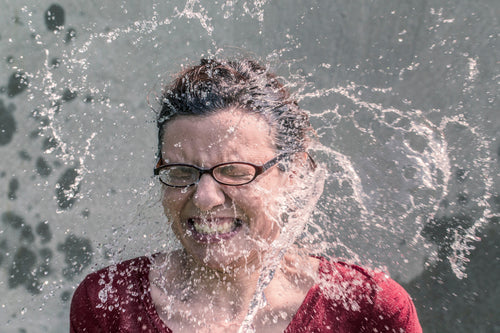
[228,187,264,210]
[161,189,185,217]
[233,187,283,227]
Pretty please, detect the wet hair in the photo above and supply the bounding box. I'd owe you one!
[156,58,312,157]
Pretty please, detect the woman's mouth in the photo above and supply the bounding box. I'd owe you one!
[187,217,243,243]
[188,217,243,243]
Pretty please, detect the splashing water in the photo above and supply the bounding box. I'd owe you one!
[0,1,497,332]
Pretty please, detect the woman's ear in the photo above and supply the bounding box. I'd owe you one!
[283,152,306,184]
[293,152,310,169]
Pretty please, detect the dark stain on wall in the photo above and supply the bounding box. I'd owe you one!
[0,239,7,267]
[61,88,78,102]
[20,224,35,243]
[64,27,77,44]
[36,221,53,244]
[1,211,93,295]
[36,156,52,177]
[8,177,19,200]
[45,4,65,32]
[18,150,32,161]
[2,211,25,229]
[42,136,58,152]
[50,57,61,68]
[0,99,16,145]
[8,247,37,290]
[7,71,29,97]
[57,234,93,280]
[55,167,80,209]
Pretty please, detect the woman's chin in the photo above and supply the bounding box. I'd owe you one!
[184,244,261,275]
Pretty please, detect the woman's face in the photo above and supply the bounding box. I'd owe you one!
[160,108,290,272]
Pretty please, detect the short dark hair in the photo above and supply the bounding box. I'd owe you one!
[156,58,312,157]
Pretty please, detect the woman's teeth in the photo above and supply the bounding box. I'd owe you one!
[192,219,240,235]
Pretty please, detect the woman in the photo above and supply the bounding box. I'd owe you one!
[70,58,422,332]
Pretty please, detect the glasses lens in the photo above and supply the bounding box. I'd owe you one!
[213,163,256,185]
[158,165,198,186]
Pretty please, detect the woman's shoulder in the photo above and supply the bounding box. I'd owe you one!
[307,257,422,332]
[71,255,153,312]
[70,256,161,332]
[77,256,152,289]
[317,257,408,294]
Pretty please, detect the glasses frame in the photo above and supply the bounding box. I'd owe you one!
[154,152,316,188]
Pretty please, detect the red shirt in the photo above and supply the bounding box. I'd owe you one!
[70,256,422,332]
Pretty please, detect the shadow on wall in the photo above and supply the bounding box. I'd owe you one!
[0,4,104,315]
[1,88,93,297]
[403,194,500,332]
[0,211,93,298]
[1,4,94,298]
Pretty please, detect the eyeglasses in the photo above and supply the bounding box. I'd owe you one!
[154,153,298,188]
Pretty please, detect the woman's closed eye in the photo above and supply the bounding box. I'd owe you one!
[217,164,254,178]
[165,166,196,180]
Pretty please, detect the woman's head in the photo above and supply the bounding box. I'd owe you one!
[155,58,320,273]
[157,58,312,157]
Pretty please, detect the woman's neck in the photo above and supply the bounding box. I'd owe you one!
[179,250,268,312]
[149,249,319,332]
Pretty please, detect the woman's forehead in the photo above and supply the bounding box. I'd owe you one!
[161,109,276,162]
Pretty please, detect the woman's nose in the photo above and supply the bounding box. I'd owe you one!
[192,174,226,211]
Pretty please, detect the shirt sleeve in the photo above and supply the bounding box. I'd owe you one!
[294,259,422,332]
[366,272,422,333]
[70,274,105,333]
